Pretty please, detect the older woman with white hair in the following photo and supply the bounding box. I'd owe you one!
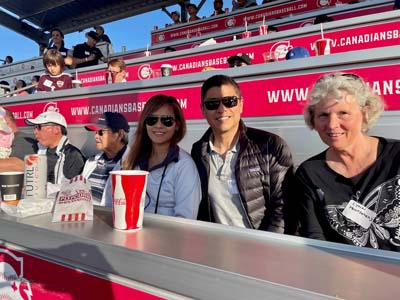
[295,73,400,252]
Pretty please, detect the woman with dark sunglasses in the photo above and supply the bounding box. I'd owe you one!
[120,94,201,219]
[294,73,400,252]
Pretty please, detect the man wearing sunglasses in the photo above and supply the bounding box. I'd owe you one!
[191,75,294,233]
[82,112,130,206]
[25,111,86,185]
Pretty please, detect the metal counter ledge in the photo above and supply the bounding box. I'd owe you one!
[0,207,399,299]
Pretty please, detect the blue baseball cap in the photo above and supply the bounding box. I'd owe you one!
[286,47,310,60]
[85,112,129,132]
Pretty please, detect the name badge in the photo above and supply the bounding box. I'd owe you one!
[43,79,53,87]
[342,200,377,229]
[84,51,90,56]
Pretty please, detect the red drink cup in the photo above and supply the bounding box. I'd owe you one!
[259,25,268,35]
[241,31,251,39]
[314,38,332,56]
[262,52,277,63]
[144,50,151,57]
[110,170,149,231]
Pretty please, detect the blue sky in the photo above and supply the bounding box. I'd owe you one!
[0,2,216,62]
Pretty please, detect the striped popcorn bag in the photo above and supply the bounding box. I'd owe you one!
[52,175,94,222]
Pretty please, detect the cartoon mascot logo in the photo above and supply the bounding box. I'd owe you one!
[225,17,236,28]
[43,102,59,113]
[267,41,293,61]
[0,249,33,300]
[158,34,165,42]
[317,0,330,7]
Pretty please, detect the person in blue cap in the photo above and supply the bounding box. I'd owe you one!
[82,112,130,206]
[285,47,310,60]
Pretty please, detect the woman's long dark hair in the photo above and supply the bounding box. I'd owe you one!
[123,94,186,170]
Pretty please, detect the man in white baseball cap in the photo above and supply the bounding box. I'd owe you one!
[25,111,86,184]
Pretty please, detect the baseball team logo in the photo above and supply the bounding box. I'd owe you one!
[137,64,153,80]
[0,249,32,300]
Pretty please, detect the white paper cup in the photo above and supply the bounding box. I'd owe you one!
[72,79,82,88]
[110,170,149,231]
[161,64,173,77]
[0,171,24,205]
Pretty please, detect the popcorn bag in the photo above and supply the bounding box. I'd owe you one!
[52,175,93,222]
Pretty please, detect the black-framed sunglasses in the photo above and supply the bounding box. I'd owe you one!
[145,115,175,127]
[203,96,240,110]
[34,123,57,130]
[95,129,111,136]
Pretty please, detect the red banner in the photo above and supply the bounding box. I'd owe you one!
[0,247,164,299]
[151,0,352,45]
[78,19,400,87]
[8,64,400,128]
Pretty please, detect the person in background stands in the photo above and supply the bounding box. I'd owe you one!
[211,0,225,16]
[170,11,181,26]
[37,49,72,92]
[39,43,47,56]
[187,3,201,22]
[268,25,279,33]
[227,53,252,68]
[191,75,294,232]
[164,46,177,53]
[394,0,400,9]
[107,58,127,83]
[3,56,13,65]
[314,14,334,24]
[232,0,258,11]
[25,111,86,185]
[0,81,10,96]
[0,107,35,172]
[119,94,202,219]
[94,25,112,44]
[47,28,69,59]
[82,112,129,206]
[73,31,107,68]
[293,73,400,252]
[14,80,29,96]
[29,75,40,94]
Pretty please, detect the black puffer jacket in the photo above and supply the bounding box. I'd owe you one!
[191,121,294,232]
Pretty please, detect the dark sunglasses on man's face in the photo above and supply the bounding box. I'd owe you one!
[145,115,175,127]
[34,123,57,130]
[95,129,111,136]
[203,96,240,110]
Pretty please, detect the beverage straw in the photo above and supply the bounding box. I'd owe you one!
[146,44,149,52]
[262,16,265,26]
[75,69,78,80]
[320,23,324,39]
[245,17,247,32]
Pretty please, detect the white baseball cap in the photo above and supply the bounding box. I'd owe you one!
[25,111,67,128]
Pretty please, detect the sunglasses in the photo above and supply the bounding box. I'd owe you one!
[34,123,57,130]
[108,70,122,75]
[95,129,111,136]
[145,115,175,127]
[203,96,240,110]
